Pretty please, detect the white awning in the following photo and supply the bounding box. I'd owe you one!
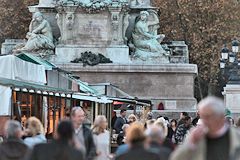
[0,55,46,84]
[73,93,112,104]
[0,86,12,116]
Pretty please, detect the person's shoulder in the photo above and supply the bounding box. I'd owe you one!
[33,142,49,151]
[68,147,84,159]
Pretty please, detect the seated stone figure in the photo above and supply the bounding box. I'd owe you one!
[18,12,54,53]
[132,11,168,62]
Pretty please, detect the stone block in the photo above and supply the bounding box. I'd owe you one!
[51,45,130,64]
[1,39,25,55]
[56,63,198,109]
[223,84,240,113]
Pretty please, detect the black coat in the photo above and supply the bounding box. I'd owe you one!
[28,140,84,160]
[114,117,127,134]
[0,138,29,160]
[148,142,172,160]
[82,124,97,160]
[115,144,159,160]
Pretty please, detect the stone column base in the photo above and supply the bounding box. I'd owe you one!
[223,84,240,113]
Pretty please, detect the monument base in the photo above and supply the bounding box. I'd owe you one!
[50,45,130,64]
[55,63,198,110]
[223,84,240,113]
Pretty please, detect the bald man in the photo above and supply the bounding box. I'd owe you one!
[170,96,240,160]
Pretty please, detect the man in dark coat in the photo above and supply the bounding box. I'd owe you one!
[0,120,29,160]
[114,109,127,134]
[28,120,84,160]
[71,107,96,160]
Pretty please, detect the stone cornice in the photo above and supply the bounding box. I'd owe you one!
[56,63,198,74]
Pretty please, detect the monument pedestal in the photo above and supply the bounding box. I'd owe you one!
[50,45,130,64]
[56,63,198,110]
[223,84,240,113]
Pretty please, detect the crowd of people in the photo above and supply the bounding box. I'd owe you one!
[1,96,240,160]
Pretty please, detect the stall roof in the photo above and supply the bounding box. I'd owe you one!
[109,97,151,106]
[16,53,57,70]
[73,93,112,104]
[68,76,100,95]
[0,77,73,94]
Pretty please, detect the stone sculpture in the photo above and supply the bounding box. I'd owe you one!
[71,51,113,66]
[132,11,169,62]
[16,12,55,56]
[130,0,151,7]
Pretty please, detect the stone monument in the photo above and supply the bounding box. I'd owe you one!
[14,12,55,57]
[2,0,198,111]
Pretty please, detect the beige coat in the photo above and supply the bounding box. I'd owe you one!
[170,127,240,160]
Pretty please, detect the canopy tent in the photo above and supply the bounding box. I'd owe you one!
[72,93,112,104]
[70,77,100,95]
[0,55,46,84]
[109,97,151,107]
[89,83,133,98]
[0,86,12,115]
[16,53,57,70]
[0,77,74,116]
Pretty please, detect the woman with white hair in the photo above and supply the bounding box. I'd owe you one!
[92,115,110,160]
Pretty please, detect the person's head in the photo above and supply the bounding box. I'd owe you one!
[145,126,165,144]
[236,117,240,128]
[126,123,146,145]
[184,116,192,127]
[154,120,168,138]
[122,124,130,133]
[71,107,85,128]
[4,120,23,139]
[225,116,234,126]
[146,119,155,129]
[147,111,153,120]
[120,109,127,118]
[170,119,177,128]
[33,12,44,22]
[180,112,188,119]
[92,115,108,134]
[198,96,225,136]
[56,120,74,142]
[128,114,137,124]
[140,11,149,21]
[25,117,44,136]
[112,111,116,117]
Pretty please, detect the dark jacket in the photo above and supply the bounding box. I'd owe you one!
[175,124,190,144]
[114,117,127,134]
[28,140,84,160]
[115,143,159,160]
[148,142,172,160]
[117,131,125,145]
[83,124,97,160]
[0,138,29,160]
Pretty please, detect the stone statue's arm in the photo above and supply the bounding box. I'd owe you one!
[136,25,155,39]
[32,20,47,34]
[29,19,35,32]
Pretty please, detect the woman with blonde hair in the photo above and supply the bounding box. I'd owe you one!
[92,115,110,160]
[24,116,46,148]
[128,114,137,124]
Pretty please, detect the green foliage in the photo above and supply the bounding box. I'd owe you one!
[153,0,240,100]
